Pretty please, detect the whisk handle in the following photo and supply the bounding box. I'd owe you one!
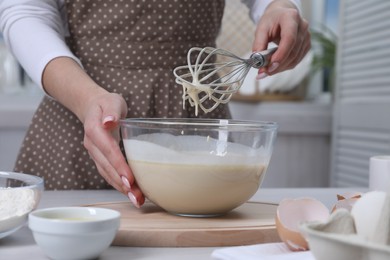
[249,47,278,69]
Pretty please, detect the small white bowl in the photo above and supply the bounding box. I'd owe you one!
[29,207,120,260]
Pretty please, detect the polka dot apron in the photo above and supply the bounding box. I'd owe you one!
[14,0,231,190]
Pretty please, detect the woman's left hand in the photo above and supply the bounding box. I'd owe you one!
[42,57,145,208]
[252,0,311,79]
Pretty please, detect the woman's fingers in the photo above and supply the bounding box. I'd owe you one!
[85,134,144,208]
[84,121,145,208]
[271,16,310,74]
[82,92,145,207]
[282,25,311,71]
[83,133,123,191]
[252,1,310,76]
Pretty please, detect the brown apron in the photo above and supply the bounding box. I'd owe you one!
[14,0,231,190]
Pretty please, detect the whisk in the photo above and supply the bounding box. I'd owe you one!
[173,46,277,115]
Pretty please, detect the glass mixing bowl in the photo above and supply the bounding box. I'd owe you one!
[120,118,277,217]
[0,171,44,239]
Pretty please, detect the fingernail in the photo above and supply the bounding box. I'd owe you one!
[256,72,268,80]
[102,115,115,125]
[128,192,140,208]
[268,62,279,73]
[103,115,117,129]
[121,176,131,189]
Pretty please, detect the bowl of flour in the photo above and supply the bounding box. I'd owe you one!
[0,171,44,239]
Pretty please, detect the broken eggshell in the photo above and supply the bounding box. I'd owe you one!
[332,191,363,212]
[275,197,330,251]
[331,191,363,213]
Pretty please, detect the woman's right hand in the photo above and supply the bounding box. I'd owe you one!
[82,91,145,208]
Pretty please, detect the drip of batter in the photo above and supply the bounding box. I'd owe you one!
[181,81,227,116]
[173,47,239,116]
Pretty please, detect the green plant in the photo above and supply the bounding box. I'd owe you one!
[310,24,338,92]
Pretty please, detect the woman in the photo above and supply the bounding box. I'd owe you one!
[0,0,310,208]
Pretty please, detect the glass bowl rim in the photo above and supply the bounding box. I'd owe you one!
[0,171,44,190]
[120,118,278,130]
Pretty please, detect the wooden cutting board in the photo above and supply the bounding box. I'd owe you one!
[84,201,280,247]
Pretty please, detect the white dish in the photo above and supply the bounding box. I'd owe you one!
[29,207,120,260]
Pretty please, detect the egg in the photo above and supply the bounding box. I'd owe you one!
[275,197,330,251]
[331,191,362,213]
[351,191,390,245]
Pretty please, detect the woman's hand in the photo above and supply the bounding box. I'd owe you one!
[253,0,311,79]
[82,92,145,208]
[42,57,145,207]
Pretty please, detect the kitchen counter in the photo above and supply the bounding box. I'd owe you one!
[0,188,364,260]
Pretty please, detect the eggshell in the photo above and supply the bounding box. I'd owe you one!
[275,197,330,251]
[336,191,363,201]
[331,191,363,213]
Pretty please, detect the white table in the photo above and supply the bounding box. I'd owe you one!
[0,188,365,260]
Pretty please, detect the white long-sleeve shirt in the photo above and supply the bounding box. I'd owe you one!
[0,0,300,89]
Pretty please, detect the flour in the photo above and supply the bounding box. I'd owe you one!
[0,188,36,221]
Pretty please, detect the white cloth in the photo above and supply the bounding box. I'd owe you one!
[0,0,300,90]
[211,242,315,260]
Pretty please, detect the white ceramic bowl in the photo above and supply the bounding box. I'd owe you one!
[29,207,120,260]
[0,171,44,239]
[120,118,277,217]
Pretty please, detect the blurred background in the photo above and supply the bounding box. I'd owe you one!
[1,0,389,189]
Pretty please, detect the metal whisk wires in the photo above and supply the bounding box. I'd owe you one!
[173,46,277,115]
